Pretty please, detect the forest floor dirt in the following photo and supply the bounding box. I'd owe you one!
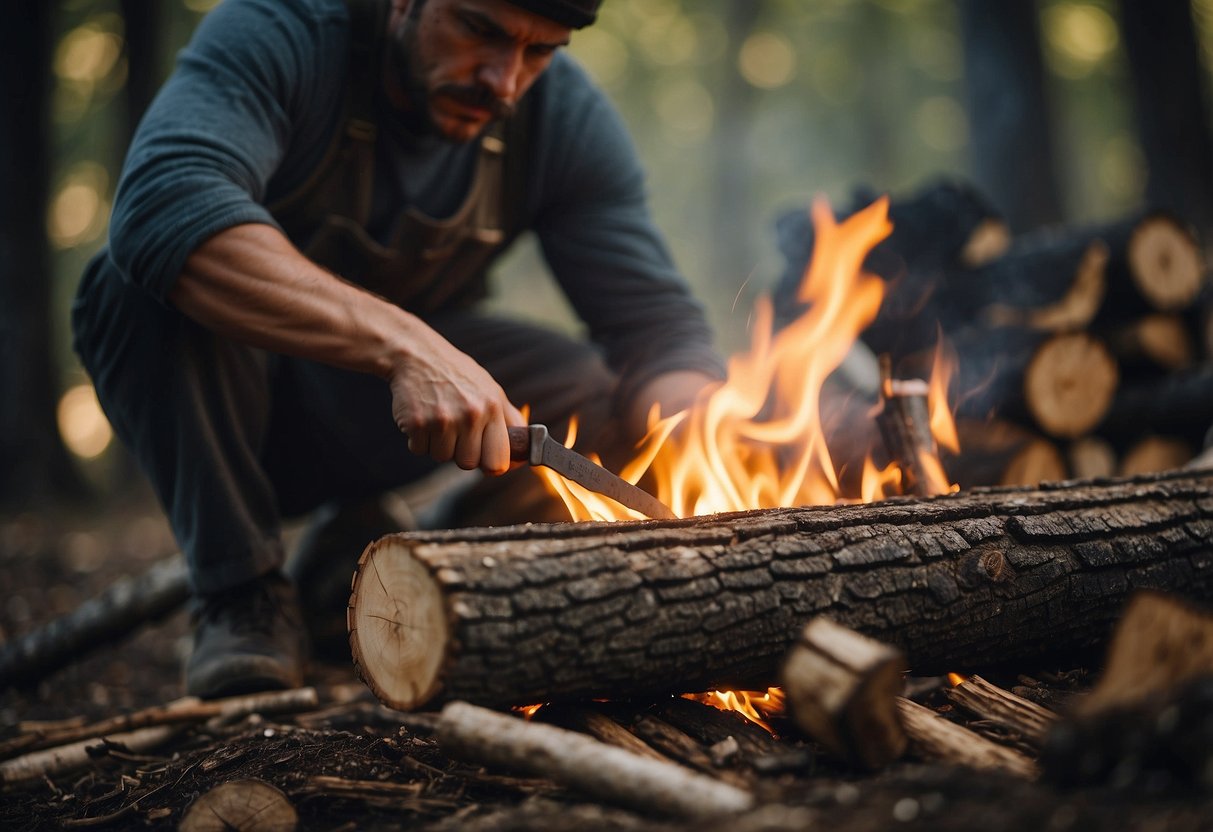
[2,497,1212,831]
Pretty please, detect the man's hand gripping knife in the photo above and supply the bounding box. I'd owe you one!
[171,223,526,475]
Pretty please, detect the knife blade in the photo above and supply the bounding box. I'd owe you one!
[508,425,676,521]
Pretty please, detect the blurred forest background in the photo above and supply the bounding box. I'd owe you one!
[4,0,1213,512]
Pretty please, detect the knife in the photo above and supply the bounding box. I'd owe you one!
[508,424,676,521]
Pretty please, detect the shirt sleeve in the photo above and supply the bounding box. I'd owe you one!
[106,0,346,302]
[528,58,726,413]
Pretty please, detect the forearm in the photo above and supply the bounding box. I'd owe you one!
[170,223,414,379]
[170,222,522,473]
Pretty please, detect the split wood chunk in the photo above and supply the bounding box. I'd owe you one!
[179,779,297,832]
[1118,435,1194,477]
[1041,592,1213,789]
[781,617,907,769]
[436,701,754,819]
[1077,591,1213,718]
[349,468,1213,711]
[896,697,1038,779]
[945,675,1058,748]
[1024,332,1118,439]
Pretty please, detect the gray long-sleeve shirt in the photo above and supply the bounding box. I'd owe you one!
[93,0,723,402]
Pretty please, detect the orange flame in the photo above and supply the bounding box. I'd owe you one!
[928,335,960,457]
[533,198,962,723]
[540,197,900,519]
[947,672,968,687]
[684,687,786,734]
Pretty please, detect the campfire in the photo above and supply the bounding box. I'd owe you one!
[5,180,1213,828]
[339,179,1213,806]
[538,195,961,523]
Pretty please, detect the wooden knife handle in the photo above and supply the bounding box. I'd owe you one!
[508,426,532,462]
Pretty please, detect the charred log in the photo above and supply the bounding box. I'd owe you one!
[349,468,1213,711]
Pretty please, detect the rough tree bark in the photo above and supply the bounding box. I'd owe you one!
[350,467,1213,711]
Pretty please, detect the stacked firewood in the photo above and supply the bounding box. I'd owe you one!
[773,179,1212,489]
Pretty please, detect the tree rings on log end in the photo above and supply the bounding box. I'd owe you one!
[1025,333,1118,439]
[349,535,448,711]
[180,779,297,832]
[1128,215,1204,311]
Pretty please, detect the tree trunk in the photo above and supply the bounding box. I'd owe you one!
[349,468,1213,711]
[958,0,1064,232]
[0,4,81,507]
[119,0,162,143]
[709,0,762,297]
[1117,0,1213,241]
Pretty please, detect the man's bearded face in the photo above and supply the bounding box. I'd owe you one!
[390,0,571,143]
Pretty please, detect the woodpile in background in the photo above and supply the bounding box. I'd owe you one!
[774,179,1211,491]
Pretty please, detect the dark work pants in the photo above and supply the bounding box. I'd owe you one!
[72,259,619,595]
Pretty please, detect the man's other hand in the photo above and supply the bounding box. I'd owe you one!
[627,370,720,440]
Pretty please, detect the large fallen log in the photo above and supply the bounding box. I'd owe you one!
[349,467,1213,711]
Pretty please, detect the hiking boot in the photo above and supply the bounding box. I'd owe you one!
[184,571,307,699]
[286,498,405,662]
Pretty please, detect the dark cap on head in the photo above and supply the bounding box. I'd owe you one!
[504,0,601,28]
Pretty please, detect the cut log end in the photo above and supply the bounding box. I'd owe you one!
[179,779,297,832]
[1025,333,1119,439]
[349,535,448,711]
[1129,215,1205,311]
